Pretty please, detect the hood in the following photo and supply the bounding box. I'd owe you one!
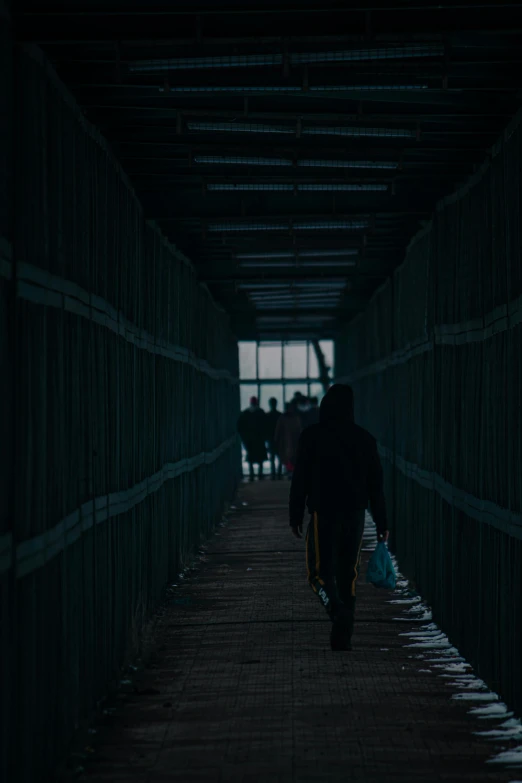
[319,384,354,427]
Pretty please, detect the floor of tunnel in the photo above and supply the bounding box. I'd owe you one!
[65,481,521,783]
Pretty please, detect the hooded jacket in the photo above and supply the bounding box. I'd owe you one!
[288,385,388,535]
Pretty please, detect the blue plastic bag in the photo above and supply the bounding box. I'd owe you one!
[366,541,397,589]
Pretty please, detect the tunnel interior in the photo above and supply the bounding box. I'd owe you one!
[2,2,522,781]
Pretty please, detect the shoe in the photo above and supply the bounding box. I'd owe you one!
[330,604,353,651]
[330,626,352,651]
[331,639,352,652]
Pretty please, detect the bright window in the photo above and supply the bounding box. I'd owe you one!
[238,340,333,411]
[259,383,284,411]
[320,340,334,375]
[284,383,308,404]
[239,342,257,379]
[258,342,282,379]
[283,343,307,378]
[240,384,258,410]
[309,383,324,403]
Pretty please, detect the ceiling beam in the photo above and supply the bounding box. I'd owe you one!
[127,169,455,179]
[18,4,522,17]
[68,79,522,94]
[118,151,480,166]
[131,175,455,189]
[56,61,521,76]
[201,242,397,253]
[16,6,522,49]
[203,272,390,284]
[111,136,497,152]
[78,87,510,109]
[29,31,522,46]
[225,304,366,318]
[89,107,513,123]
[151,208,432,221]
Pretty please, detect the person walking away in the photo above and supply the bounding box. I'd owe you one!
[303,396,320,428]
[289,384,389,651]
[274,400,302,479]
[265,397,282,480]
[237,396,267,481]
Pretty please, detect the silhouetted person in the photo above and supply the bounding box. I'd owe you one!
[237,396,267,481]
[292,391,306,411]
[289,384,389,651]
[303,396,320,427]
[265,397,282,480]
[274,400,302,479]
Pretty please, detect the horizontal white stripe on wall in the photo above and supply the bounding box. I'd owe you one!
[337,294,522,384]
[337,339,432,383]
[2,435,238,579]
[16,261,237,382]
[0,241,237,384]
[434,299,522,345]
[1,239,240,578]
[378,444,522,541]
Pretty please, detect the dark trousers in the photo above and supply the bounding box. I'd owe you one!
[248,462,264,481]
[305,510,365,640]
[269,448,282,480]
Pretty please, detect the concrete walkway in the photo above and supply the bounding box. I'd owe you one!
[72,481,518,782]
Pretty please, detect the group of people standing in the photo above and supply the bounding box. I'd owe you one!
[237,392,321,481]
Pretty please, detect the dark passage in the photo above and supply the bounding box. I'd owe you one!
[55,483,518,783]
[2,3,522,781]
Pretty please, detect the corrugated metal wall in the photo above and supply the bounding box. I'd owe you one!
[1,37,241,783]
[336,109,522,715]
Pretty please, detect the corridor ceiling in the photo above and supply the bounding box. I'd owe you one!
[14,1,522,339]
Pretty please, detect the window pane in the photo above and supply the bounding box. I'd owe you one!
[308,343,319,379]
[258,342,282,379]
[308,341,334,380]
[309,383,325,403]
[283,342,307,378]
[259,383,284,412]
[240,383,258,411]
[320,340,334,376]
[239,342,257,379]
[284,383,308,404]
